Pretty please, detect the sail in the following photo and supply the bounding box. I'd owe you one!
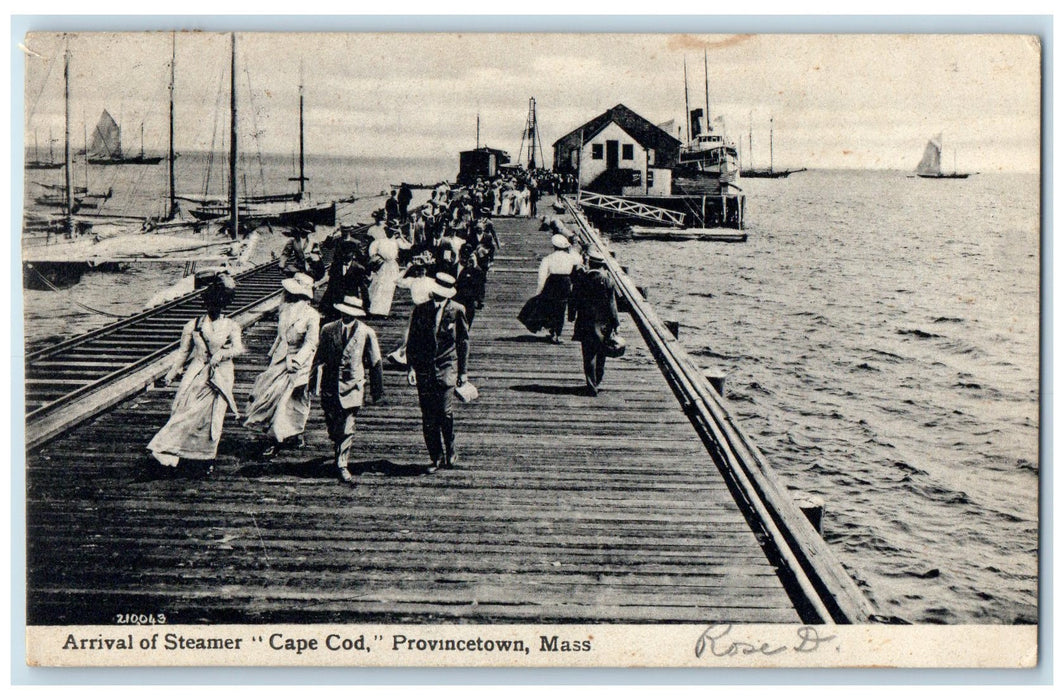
[88,110,122,159]
[916,134,942,176]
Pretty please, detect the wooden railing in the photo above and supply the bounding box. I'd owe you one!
[563,195,877,624]
[576,191,686,227]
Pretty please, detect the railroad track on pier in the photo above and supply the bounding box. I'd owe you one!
[24,260,287,445]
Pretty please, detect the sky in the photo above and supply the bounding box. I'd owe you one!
[21,31,1042,173]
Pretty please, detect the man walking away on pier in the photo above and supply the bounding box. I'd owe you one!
[406,273,469,474]
[244,273,320,458]
[398,183,413,223]
[386,190,400,223]
[147,274,244,476]
[311,295,384,485]
[570,249,620,396]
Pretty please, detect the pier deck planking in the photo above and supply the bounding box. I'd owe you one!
[26,207,801,624]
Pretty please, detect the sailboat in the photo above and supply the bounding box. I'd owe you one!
[86,110,163,165]
[915,133,970,179]
[744,116,806,178]
[188,56,335,231]
[672,51,741,196]
[25,130,63,170]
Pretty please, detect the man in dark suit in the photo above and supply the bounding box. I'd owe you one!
[406,272,470,473]
[385,190,400,222]
[311,294,384,485]
[319,239,370,324]
[570,249,620,396]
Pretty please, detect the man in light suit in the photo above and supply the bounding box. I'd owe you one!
[311,294,384,485]
[406,272,470,474]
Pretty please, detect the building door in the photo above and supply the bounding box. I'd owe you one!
[606,140,619,170]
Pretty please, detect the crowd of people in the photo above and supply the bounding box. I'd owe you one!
[145,173,620,484]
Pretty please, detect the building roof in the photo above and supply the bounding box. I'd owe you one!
[553,104,682,152]
[460,146,510,159]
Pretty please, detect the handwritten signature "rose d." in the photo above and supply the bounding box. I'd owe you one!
[694,624,837,658]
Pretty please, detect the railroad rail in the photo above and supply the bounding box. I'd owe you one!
[562,195,876,623]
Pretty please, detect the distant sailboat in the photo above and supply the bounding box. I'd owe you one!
[86,109,163,165]
[915,133,970,179]
[743,116,806,178]
[26,130,63,170]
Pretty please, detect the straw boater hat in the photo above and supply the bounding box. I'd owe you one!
[551,233,570,250]
[281,272,315,300]
[431,272,457,299]
[587,249,607,267]
[334,294,366,317]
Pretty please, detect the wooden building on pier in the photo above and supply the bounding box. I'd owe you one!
[553,104,744,230]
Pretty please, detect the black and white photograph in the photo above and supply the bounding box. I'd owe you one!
[17,29,1041,667]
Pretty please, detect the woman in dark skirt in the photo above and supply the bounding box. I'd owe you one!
[518,233,580,343]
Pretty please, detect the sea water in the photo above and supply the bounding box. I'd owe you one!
[611,169,1040,624]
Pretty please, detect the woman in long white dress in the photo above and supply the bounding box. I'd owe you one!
[147,274,244,474]
[243,273,320,457]
[516,185,532,217]
[367,229,413,316]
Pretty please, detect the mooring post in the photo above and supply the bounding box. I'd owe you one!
[791,492,825,535]
[702,367,726,394]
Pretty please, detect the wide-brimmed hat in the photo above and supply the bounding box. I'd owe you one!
[587,249,607,266]
[431,272,457,299]
[551,233,570,250]
[281,272,315,300]
[334,294,366,317]
[202,272,237,307]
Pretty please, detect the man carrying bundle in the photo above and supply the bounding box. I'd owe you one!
[406,272,470,474]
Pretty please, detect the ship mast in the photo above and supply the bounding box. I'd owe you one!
[748,112,753,170]
[63,43,73,234]
[683,57,690,142]
[769,116,775,173]
[287,62,309,199]
[167,31,177,219]
[298,81,305,196]
[228,32,238,239]
[704,49,710,130]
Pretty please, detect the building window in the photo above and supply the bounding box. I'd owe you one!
[647,149,655,165]
[622,144,634,160]
[647,170,655,188]
[570,149,578,168]
[591,143,603,160]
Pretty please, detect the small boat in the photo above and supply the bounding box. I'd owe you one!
[915,133,971,179]
[628,225,747,242]
[85,110,163,165]
[23,261,90,290]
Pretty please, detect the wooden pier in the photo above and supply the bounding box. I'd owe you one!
[25,199,872,625]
